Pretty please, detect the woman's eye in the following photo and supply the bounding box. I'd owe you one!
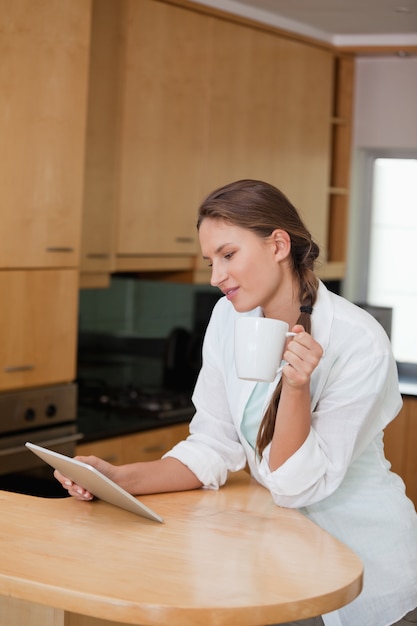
[224,252,234,260]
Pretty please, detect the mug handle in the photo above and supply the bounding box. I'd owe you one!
[276,332,297,374]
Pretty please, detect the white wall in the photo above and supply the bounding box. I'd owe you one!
[353,56,417,149]
[344,56,417,301]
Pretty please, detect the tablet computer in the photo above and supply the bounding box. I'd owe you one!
[25,442,163,523]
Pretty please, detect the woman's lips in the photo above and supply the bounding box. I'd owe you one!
[224,287,239,300]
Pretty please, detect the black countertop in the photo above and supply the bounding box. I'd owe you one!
[76,406,193,444]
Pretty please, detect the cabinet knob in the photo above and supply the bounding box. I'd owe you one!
[103,455,119,463]
[143,445,166,454]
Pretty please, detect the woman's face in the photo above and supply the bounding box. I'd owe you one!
[198,218,291,315]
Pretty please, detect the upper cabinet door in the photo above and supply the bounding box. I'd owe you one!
[202,19,333,261]
[113,0,333,268]
[80,0,122,278]
[0,0,91,269]
[115,0,211,258]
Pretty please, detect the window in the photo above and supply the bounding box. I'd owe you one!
[366,156,417,363]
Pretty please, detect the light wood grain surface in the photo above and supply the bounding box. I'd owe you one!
[0,471,363,625]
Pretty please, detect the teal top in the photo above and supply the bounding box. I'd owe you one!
[240,382,270,449]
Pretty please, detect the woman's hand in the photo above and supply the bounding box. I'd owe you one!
[282,324,323,387]
[54,455,115,501]
[269,325,323,469]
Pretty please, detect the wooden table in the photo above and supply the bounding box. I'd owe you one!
[0,471,363,626]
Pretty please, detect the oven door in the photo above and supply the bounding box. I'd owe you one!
[0,425,82,498]
[0,424,82,475]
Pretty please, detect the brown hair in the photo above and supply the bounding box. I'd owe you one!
[197,179,320,457]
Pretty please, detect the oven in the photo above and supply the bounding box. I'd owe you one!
[0,383,80,497]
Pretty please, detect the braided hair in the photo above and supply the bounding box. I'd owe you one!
[197,179,320,457]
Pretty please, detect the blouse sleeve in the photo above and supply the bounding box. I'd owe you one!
[257,330,402,508]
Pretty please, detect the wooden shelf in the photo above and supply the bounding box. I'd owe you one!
[327,55,355,266]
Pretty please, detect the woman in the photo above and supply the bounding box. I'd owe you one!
[56,179,417,626]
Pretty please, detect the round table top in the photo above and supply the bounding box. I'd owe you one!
[0,471,363,625]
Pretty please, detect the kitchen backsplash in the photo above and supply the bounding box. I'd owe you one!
[79,276,218,338]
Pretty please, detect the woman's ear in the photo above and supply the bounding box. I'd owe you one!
[270,229,291,261]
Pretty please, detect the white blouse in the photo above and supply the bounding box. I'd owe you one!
[165,281,417,626]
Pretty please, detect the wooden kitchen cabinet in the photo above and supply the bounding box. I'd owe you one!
[76,436,125,465]
[384,396,417,509]
[0,270,79,391]
[113,0,210,271]
[120,423,191,463]
[76,422,191,464]
[203,20,333,250]
[77,0,356,285]
[194,20,333,282]
[79,0,121,288]
[0,0,91,269]
[93,0,335,278]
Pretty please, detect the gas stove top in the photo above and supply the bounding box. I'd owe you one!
[77,378,194,421]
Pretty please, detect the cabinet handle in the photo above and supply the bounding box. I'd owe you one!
[86,253,110,259]
[46,247,74,253]
[101,455,119,463]
[4,364,35,373]
[143,444,166,454]
[175,237,194,244]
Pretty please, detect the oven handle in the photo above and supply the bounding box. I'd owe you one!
[0,433,83,457]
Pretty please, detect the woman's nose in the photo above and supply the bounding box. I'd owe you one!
[210,262,226,288]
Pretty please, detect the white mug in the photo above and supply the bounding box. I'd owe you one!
[234,317,296,382]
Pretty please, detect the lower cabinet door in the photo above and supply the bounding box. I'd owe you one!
[384,396,417,508]
[76,423,191,465]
